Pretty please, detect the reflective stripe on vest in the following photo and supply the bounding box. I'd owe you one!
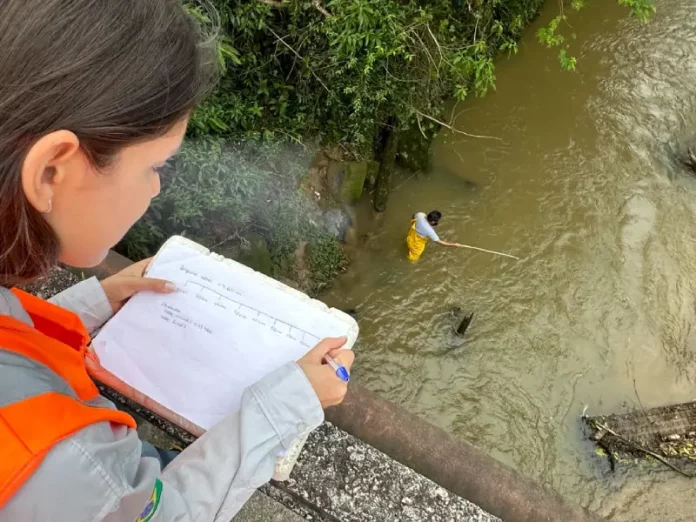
[0,288,136,508]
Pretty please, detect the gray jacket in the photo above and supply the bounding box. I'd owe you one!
[0,279,324,521]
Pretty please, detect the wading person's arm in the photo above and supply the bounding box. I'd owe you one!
[436,240,465,248]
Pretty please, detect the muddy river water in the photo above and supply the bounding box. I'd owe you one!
[324,1,696,520]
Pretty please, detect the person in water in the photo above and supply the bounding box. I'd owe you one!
[406,211,465,261]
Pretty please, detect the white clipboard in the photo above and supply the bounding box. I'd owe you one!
[90,236,358,479]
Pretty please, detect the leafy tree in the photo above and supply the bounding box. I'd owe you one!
[538,0,655,71]
[188,0,655,145]
[189,0,546,152]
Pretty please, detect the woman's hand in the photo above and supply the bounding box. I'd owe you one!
[298,337,355,409]
[100,258,175,313]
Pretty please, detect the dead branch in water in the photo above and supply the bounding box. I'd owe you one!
[268,28,334,97]
[413,109,502,141]
[592,421,695,478]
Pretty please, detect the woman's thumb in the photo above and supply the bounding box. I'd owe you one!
[303,337,347,362]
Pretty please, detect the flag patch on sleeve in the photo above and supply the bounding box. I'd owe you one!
[136,479,163,522]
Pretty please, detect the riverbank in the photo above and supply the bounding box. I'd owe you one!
[117,0,551,294]
[117,139,428,297]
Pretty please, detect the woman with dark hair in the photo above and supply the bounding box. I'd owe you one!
[406,210,465,261]
[0,1,353,520]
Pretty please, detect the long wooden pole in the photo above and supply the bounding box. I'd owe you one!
[457,243,519,260]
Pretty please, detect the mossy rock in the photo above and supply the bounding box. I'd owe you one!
[323,208,353,241]
[239,234,272,276]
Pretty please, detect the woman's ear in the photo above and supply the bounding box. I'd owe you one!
[21,130,81,213]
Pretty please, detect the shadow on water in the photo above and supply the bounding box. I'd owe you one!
[324,1,696,520]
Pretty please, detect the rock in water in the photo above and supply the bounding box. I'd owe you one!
[456,312,474,336]
[682,146,696,171]
[341,308,358,319]
[323,208,353,242]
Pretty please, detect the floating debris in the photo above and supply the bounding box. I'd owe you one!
[584,401,696,476]
[684,146,696,170]
[449,307,474,337]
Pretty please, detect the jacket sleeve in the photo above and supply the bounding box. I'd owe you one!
[48,277,114,334]
[0,363,324,522]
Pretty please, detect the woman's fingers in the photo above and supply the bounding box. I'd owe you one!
[100,260,174,312]
[119,276,176,296]
[328,348,354,371]
[298,337,347,364]
[298,337,353,408]
[117,258,154,277]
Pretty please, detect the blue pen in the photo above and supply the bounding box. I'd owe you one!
[324,354,350,382]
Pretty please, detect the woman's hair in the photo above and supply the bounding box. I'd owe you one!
[427,210,442,226]
[0,0,215,287]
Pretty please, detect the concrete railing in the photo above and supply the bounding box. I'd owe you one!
[327,385,604,522]
[84,251,605,522]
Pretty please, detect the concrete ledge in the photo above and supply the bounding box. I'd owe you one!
[265,422,500,522]
[97,377,500,521]
[327,385,604,522]
[21,266,82,299]
[232,492,306,522]
[90,250,135,278]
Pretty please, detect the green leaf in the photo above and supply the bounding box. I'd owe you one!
[559,48,577,71]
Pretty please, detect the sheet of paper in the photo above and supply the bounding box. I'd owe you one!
[94,240,354,429]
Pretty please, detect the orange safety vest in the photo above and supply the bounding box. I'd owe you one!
[0,289,135,508]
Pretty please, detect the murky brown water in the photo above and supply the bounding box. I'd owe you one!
[323,1,696,520]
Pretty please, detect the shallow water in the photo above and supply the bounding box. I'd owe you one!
[323,1,696,519]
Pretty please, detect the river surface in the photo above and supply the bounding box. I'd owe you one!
[323,1,696,520]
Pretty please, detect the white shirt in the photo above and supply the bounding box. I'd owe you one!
[414,212,440,242]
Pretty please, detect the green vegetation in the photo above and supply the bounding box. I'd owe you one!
[120,0,655,291]
[188,0,545,150]
[117,139,345,294]
[539,0,655,71]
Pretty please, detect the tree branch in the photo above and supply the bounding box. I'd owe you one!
[413,109,502,141]
[415,113,427,139]
[425,24,444,67]
[267,28,334,98]
[312,0,331,18]
[405,28,439,73]
[256,0,331,18]
[257,0,285,7]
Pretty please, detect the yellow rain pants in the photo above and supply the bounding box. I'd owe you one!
[406,219,429,261]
